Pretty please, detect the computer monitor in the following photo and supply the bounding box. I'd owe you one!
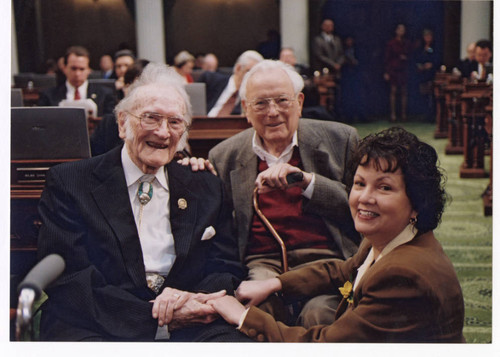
[88,78,116,91]
[185,83,207,116]
[11,89,23,107]
[11,107,91,160]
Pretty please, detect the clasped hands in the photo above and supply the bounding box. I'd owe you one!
[151,287,224,330]
[152,279,282,328]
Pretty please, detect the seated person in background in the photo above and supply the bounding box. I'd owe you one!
[113,49,136,99]
[37,63,250,342]
[279,47,310,77]
[470,39,493,82]
[202,53,219,72]
[198,50,263,117]
[90,60,150,157]
[173,51,195,83]
[208,127,465,343]
[453,42,477,79]
[194,60,360,327]
[38,46,116,117]
[99,54,114,79]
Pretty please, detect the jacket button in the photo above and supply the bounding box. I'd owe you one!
[248,329,257,337]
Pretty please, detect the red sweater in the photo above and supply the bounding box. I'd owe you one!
[247,149,335,255]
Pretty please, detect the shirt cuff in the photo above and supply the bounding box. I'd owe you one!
[302,173,315,199]
[237,307,251,330]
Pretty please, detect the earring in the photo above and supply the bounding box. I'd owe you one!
[409,216,418,225]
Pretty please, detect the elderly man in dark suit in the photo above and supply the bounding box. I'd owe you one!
[38,46,116,117]
[36,63,249,342]
[197,50,263,117]
[205,60,360,328]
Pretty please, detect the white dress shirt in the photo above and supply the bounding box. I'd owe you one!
[121,145,176,276]
[65,80,88,100]
[208,75,239,117]
[353,224,418,291]
[251,131,315,198]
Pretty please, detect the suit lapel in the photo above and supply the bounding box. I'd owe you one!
[229,133,258,259]
[55,84,67,104]
[298,120,331,177]
[91,147,147,288]
[165,163,197,273]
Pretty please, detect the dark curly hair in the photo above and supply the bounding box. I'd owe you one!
[348,127,448,233]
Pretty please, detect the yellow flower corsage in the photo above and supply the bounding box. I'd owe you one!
[339,280,354,304]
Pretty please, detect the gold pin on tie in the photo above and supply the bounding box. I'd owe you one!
[178,198,187,210]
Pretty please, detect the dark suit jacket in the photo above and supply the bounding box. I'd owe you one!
[472,62,493,79]
[312,33,345,73]
[197,71,241,115]
[37,146,246,341]
[240,231,465,343]
[208,119,360,261]
[38,82,116,117]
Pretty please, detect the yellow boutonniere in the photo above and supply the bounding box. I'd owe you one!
[339,280,354,304]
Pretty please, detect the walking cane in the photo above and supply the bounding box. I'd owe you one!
[252,172,304,273]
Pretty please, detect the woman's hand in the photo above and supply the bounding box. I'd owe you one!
[207,295,246,326]
[235,278,282,307]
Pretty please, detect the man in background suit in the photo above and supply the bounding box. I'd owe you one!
[311,19,345,77]
[38,46,116,117]
[471,39,493,81]
[197,50,263,117]
[99,54,114,79]
[454,42,477,79]
[37,63,249,342]
[206,60,360,328]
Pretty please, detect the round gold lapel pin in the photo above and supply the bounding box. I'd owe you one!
[178,198,187,210]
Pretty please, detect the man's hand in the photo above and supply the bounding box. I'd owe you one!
[177,157,217,176]
[235,278,282,307]
[255,163,312,194]
[207,296,246,326]
[152,289,226,328]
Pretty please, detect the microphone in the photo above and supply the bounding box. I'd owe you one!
[16,254,65,340]
[17,254,65,299]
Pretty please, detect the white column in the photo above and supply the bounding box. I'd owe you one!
[460,0,492,58]
[11,1,19,78]
[280,0,309,65]
[135,0,166,63]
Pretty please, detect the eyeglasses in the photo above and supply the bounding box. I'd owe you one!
[126,111,188,133]
[247,95,297,113]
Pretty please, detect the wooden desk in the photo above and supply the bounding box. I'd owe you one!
[432,73,462,139]
[444,84,465,155]
[483,104,493,216]
[187,115,251,158]
[459,88,491,178]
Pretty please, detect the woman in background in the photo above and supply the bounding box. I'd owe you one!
[384,24,411,122]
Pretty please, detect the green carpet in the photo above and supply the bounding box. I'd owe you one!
[352,120,493,343]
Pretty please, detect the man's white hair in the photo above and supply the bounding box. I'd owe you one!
[239,60,305,101]
[114,62,192,150]
[234,50,264,72]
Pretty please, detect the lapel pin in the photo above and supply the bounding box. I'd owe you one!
[178,198,187,210]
